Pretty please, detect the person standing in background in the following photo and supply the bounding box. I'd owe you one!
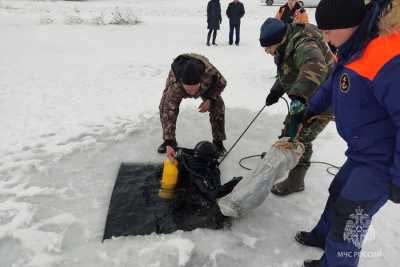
[276,0,309,24]
[226,0,245,46]
[207,0,222,46]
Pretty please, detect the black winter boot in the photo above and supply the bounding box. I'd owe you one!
[295,231,325,250]
[271,164,309,196]
[303,259,321,267]
[157,140,177,154]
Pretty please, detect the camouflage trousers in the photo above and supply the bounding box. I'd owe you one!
[281,114,331,166]
[209,96,226,141]
[159,95,226,142]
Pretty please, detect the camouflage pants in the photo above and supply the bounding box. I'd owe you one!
[281,115,331,166]
[209,96,226,141]
[159,95,226,142]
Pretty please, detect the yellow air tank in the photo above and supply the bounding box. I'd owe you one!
[159,158,179,199]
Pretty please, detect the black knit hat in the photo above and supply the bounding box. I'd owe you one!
[259,18,287,47]
[182,60,201,85]
[316,0,367,30]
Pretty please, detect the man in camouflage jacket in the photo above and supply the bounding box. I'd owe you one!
[158,53,227,158]
[259,18,334,196]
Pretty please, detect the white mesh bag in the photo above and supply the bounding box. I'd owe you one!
[218,139,305,217]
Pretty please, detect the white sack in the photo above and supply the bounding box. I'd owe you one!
[218,139,305,217]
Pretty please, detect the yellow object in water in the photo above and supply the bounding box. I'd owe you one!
[159,159,179,199]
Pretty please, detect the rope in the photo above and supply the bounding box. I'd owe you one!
[218,96,289,166]
[216,96,340,177]
[235,96,340,176]
[238,154,264,171]
[238,154,340,176]
[218,104,267,165]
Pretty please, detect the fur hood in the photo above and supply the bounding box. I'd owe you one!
[379,0,400,35]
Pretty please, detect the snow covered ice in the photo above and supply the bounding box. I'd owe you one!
[1,0,399,266]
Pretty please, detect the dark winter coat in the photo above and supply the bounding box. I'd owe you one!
[207,0,222,30]
[226,1,245,26]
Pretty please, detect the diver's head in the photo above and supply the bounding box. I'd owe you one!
[194,141,218,162]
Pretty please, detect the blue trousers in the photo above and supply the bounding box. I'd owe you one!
[229,23,240,45]
[309,160,391,267]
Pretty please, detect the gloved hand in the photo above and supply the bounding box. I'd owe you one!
[265,80,284,106]
[289,98,306,115]
[390,183,400,204]
[287,99,306,141]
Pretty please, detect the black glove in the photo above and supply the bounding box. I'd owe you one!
[266,80,284,106]
[390,183,400,204]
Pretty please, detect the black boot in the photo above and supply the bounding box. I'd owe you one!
[157,140,177,154]
[303,259,321,267]
[295,231,325,250]
[213,140,227,157]
[271,164,309,196]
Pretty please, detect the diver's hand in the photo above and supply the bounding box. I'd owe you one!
[166,146,176,160]
[198,100,210,113]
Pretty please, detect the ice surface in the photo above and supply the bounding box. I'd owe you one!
[1,0,399,266]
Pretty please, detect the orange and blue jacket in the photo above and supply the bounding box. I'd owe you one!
[275,3,309,24]
[308,32,400,185]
